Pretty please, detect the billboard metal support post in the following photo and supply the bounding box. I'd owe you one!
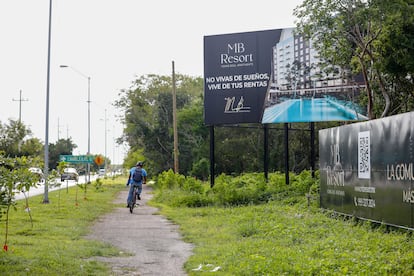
[172,61,179,173]
[209,125,215,188]
[310,122,315,178]
[263,124,269,182]
[284,123,289,185]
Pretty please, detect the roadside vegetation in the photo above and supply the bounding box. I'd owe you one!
[151,170,414,275]
[0,177,125,275]
[1,171,414,275]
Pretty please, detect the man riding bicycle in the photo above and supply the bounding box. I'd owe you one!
[126,161,147,208]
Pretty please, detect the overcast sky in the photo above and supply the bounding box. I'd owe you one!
[0,0,303,165]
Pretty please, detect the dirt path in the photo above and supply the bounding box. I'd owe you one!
[86,186,193,275]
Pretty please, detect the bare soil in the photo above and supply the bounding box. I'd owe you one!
[86,186,193,275]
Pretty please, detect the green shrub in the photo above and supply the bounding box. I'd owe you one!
[181,176,204,193]
[190,158,209,180]
[155,169,186,190]
[153,170,320,208]
[210,173,268,206]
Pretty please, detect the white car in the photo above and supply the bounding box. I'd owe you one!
[98,168,106,176]
[29,167,44,183]
[61,168,79,182]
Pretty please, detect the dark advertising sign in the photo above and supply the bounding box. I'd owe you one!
[204,28,368,125]
[204,29,283,125]
[319,111,414,229]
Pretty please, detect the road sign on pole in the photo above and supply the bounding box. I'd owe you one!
[59,155,93,163]
[94,155,105,166]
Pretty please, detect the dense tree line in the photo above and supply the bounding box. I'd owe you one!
[0,118,112,174]
[0,119,42,158]
[0,119,90,171]
[114,74,207,176]
[294,0,414,119]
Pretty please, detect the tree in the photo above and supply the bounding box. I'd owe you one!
[376,0,414,115]
[48,138,77,170]
[0,155,40,251]
[114,74,204,175]
[0,119,44,160]
[294,0,414,119]
[214,126,263,174]
[177,97,209,176]
[19,137,43,157]
[0,119,31,157]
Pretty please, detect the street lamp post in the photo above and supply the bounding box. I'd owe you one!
[100,109,108,173]
[104,109,107,173]
[43,0,53,204]
[60,65,91,183]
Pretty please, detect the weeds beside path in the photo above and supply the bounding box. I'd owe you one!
[86,185,193,275]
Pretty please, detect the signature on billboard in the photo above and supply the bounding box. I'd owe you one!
[224,96,251,113]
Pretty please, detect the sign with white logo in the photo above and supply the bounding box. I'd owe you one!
[204,28,368,125]
[203,29,282,125]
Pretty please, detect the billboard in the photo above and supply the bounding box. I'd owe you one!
[204,29,283,125]
[319,111,414,229]
[204,28,368,125]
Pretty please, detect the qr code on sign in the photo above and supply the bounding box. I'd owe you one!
[358,131,370,179]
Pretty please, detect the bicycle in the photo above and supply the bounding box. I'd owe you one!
[129,185,140,213]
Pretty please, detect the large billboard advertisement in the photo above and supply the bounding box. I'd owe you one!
[204,28,368,125]
[204,29,283,125]
[319,111,414,229]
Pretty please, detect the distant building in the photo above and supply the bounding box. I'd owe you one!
[267,28,364,104]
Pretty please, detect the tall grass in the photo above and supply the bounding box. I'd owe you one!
[153,169,319,207]
[0,178,125,275]
[152,170,414,275]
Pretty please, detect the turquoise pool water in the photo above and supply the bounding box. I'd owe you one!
[261,97,367,123]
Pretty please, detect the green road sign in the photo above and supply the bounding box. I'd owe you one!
[59,155,93,163]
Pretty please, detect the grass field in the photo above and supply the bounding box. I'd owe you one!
[151,170,414,275]
[0,178,125,275]
[154,201,414,275]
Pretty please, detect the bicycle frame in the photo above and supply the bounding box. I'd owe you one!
[129,185,140,213]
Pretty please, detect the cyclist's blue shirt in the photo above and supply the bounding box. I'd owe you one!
[128,167,147,184]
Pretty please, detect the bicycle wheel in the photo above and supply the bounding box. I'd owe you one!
[129,189,136,213]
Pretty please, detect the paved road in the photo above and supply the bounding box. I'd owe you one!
[15,175,99,201]
[86,185,193,276]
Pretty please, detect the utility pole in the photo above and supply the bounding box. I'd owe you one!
[172,61,179,173]
[57,117,62,140]
[112,125,116,166]
[12,90,28,123]
[100,109,109,172]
